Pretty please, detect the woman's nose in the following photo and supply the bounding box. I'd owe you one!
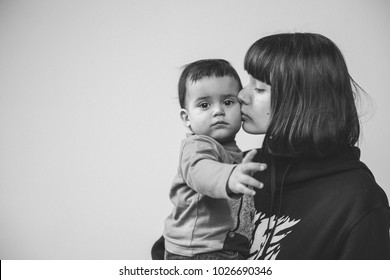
[238,87,250,104]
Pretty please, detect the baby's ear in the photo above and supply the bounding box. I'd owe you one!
[180,109,190,127]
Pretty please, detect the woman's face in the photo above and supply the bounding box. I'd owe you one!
[238,75,271,134]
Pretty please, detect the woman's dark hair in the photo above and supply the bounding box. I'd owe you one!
[244,33,361,158]
[178,59,243,108]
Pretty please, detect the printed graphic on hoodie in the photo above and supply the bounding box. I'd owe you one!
[248,212,300,260]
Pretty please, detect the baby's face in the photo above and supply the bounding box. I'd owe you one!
[182,76,241,144]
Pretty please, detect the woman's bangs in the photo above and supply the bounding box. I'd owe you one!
[244,47,272,84]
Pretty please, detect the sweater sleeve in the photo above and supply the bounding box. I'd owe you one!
[339,206,390,259]
[180,136,237,199]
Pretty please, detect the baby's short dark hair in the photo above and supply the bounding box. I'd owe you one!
[178,59,242,108]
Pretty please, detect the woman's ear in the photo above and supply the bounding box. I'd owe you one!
[180,109,191,127]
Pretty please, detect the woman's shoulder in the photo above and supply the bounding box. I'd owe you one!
[331,167,389,211]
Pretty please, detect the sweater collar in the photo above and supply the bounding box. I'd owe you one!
[253,146,370,190]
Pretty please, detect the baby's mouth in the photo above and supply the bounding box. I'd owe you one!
[212,121,228,127]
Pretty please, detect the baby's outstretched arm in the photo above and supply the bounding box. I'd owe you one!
[227,149,267,196]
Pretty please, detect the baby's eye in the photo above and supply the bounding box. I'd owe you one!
[199,102,210,109]
[223,99,235,106]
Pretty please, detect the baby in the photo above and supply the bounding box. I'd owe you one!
[163,59,265,260]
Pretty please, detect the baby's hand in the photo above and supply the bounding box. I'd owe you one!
[227,149,267,196]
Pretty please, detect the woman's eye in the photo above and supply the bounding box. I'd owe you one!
[255,88,265,93]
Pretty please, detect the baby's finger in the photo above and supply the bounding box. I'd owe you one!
[242,175,263,190]
[242,149,257,163]
[234,183,256,196]
[242,162,267,174]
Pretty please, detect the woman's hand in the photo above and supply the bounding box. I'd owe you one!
[227,149,267,196]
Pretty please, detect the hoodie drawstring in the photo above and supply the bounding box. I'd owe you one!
[261,156,293,259]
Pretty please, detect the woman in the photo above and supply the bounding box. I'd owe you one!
[152,32,390,259]
[240,32,390,259]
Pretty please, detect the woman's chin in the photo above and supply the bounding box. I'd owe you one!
[242,123,266,135]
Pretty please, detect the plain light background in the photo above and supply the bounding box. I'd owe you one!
[0,0,389,260]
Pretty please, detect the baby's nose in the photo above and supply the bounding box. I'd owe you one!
[213,104,225,116]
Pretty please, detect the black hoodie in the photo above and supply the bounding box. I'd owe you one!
[151,146,390,260]
[249,146,390,259]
